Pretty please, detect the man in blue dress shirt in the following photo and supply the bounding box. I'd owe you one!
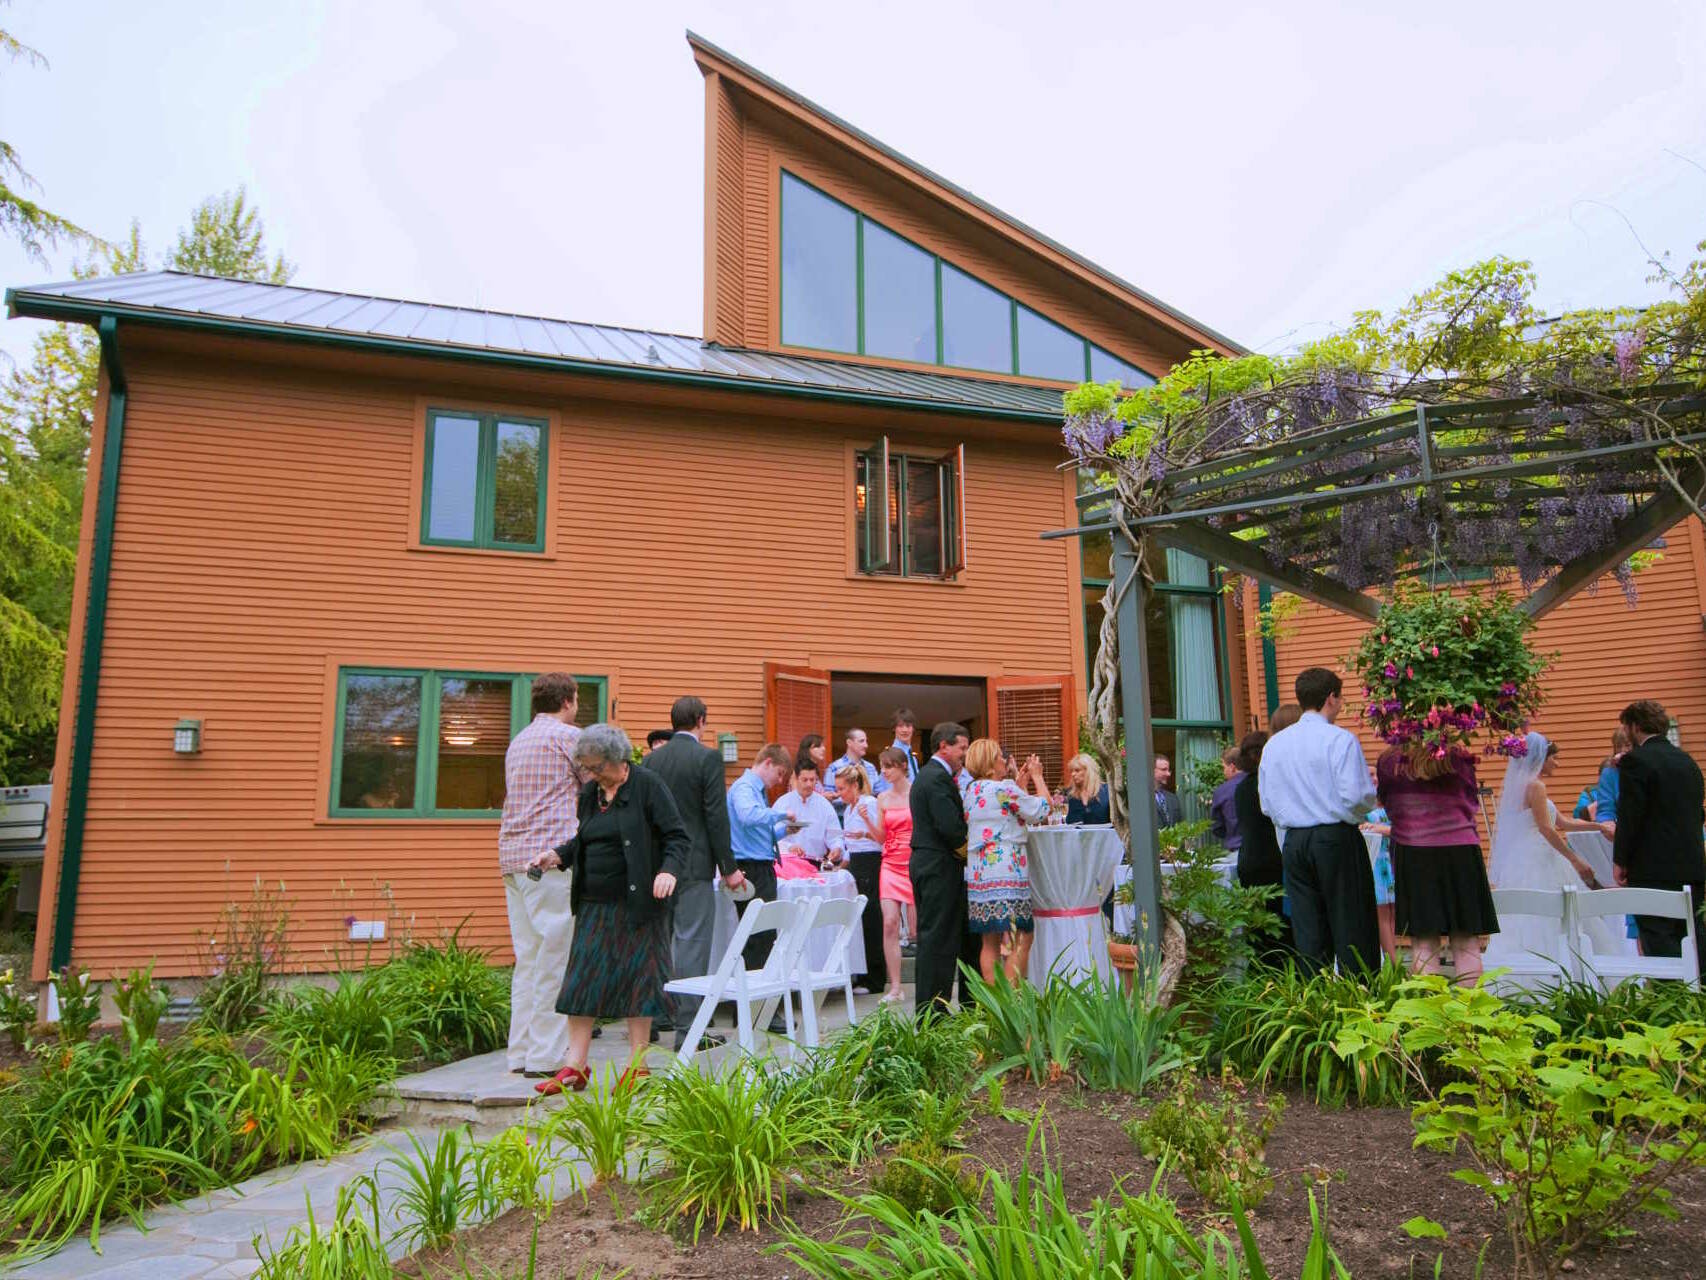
[727,742,798,970]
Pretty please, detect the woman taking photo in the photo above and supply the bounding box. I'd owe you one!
[875,747,915,1004]
[835,764,888,995]
[963,738,1051,983]
[527,724,689,1094]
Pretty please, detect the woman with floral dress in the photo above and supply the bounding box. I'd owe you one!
[962,738,1051,983]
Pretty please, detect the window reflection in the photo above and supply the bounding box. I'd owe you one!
[781,174,857,352]
[862,222,935,362]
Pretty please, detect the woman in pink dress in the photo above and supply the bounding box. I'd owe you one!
[876,747,914,1004]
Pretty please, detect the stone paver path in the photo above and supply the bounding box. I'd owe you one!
[5,993,886,1279]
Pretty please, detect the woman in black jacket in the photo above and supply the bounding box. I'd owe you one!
[528,723,689,1094]
[1232,729,1293,963]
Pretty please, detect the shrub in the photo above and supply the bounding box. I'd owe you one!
[1128,1070,1286,1212]
[260,972,404,1060]
[1207,961,1416,1106]
[1158,823,1281,992]
[868,1136,976,1216]
[644,1058,842,1240]
[1,966,38,1048]
[1337,977,1706,1278]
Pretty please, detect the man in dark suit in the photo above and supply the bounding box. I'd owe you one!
[1612,698,1706,970]
[643,695,747,1050]
[1154,755,1183,829]
[909,721,971,1019]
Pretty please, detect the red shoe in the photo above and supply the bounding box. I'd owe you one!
[535,1065,590,1096]
[616,1065,651,1092]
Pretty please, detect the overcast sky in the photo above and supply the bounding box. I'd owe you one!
[3,0,1703,370]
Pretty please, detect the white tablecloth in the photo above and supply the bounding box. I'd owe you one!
[1566,831,1616,887]
[708,868,867,976]
[1027,825,1124,989]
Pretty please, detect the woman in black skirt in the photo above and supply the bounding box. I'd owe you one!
[527,723,689,1094]
[1374,743,1498,983]
[1232,730,1293,963]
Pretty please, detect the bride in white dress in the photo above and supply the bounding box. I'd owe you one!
[1483,731,1622,970]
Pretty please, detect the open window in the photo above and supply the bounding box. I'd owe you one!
[855,435,965,579]
[988,674,1077,788]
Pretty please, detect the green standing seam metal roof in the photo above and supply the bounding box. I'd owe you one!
[5,271,1072,423]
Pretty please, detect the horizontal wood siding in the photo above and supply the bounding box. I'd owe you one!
[47,349,1077,977]
[1249,526,1706,813]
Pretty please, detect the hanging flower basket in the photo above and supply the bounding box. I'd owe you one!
[1348,586,1551,759]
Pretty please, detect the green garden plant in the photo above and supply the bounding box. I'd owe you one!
[260,971,405,1060]
[1207,962,1416,1107]
[111,965,169,1044]
[867,1135,977,1216]
[544,1064,653,1185]
[1507,973,1706,1045]
[51,965,101,1043]
[251,1178,392,1280]
[366,923,509,1062]
[197,876,293,1032]
[1158,824,1280,993]
[1336,977,1706,1277]
[0,965,36,1047]
[384,1126,478,1254]
[1128,1069,1286,1212]
[643,1058,842,1241]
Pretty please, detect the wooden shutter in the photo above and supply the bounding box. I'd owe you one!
[862,436,893,572]
[988,674,1076,790]
[763,662,832,759]
[938,442,966,577]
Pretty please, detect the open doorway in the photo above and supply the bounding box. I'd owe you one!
[830,673,988,754]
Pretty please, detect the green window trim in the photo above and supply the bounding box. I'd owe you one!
[328,668,607,819]
[421,408,549,552]
[778,169,1157,387]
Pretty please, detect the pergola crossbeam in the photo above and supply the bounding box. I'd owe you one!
[1149,519,1381,621]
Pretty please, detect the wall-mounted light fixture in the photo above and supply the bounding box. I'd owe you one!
[173,718,202,755]
[718,732,739,765]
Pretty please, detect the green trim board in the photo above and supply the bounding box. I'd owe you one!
[328,668,606,818]
[777,170,1156,388]
[420,408,549,552]
[49,316,127,971]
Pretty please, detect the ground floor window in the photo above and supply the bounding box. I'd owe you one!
[1080,490,1233,821]
[330,668,607,818]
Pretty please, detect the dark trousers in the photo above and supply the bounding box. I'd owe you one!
[911,852,967,1019]
[1631,879,1706,972]
[846,851,887,991]
[1282,822,1380,977]
[736,859,779,971]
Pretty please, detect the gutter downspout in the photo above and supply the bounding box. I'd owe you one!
[49,315,126,971]
[1257,582,1280,720]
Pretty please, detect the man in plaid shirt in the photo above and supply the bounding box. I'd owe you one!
[498,673,586,1076]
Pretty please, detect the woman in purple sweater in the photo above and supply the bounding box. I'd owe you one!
[1375,745,1499,983]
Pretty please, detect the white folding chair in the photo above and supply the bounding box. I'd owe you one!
[1572,885,1701,988]
[665,897,813,1065]
[793,894,867,1049]
[1484,888,1580,994]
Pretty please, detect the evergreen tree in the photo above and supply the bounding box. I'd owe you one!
[1,13,96,263]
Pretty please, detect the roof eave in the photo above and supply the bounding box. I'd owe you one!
[6,289,1065,427]
[686,30,1246,359]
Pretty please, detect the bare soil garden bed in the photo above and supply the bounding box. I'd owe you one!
[398,1081,1706,1279]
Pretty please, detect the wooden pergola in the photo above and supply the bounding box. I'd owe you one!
[1046,385,1706,957]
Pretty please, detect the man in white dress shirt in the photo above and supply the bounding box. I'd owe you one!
[1257,667,1379,976]
[776,762,845,867]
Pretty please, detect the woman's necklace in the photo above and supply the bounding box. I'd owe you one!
[597,764,629,812]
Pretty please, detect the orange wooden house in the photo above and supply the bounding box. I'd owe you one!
[8,34,1250,979]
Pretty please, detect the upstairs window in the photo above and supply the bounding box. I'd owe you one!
[777,169,1155,386]
[854,437,965,579]
[422,408,548,552]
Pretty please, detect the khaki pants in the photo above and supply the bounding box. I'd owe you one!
[503,871,574,1072]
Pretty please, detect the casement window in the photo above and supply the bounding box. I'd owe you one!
[329,668,607,818]
[778,170,1158,390]
[854,436,965,579]
[422,408,548,552]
